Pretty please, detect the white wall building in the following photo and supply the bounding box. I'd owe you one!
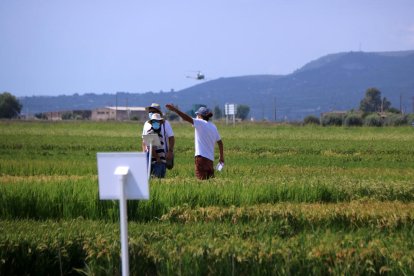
[91,106,147,121]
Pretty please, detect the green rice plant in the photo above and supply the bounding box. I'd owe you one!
[1,121,414,274]
[1,174,414,220]
[160,201,414,230]
[1,219,414,275]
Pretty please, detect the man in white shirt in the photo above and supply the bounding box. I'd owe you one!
[142,103,175,178]
[165,104,224,180]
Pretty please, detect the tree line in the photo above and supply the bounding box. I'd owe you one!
[0,91,252,121]
[2,89,413,126]
[304,87,414,126]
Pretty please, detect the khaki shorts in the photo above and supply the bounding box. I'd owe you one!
[195,155,214,180]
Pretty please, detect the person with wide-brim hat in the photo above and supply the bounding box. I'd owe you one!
[142,103,175,178]
[146,103,164,116]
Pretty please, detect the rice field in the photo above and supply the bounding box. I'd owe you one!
[1,120,414,275]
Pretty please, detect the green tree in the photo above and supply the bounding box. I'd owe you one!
[62,112,73,120]
[359,88,392,113]
[165,110,179,121]
[236,105,250,121]
[0,92,22,119]
[303,115,320,125]
[187,104,206,117]
[213,105,223,120]
[382,97,392,111]
[35,113,47,120]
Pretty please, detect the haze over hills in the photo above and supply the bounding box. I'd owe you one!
[20,50,414,121]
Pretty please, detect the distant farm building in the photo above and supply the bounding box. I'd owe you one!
[91,106,147,121]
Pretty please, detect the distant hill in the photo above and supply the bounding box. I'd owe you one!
[20,50,414,121]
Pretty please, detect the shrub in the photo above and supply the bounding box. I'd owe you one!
[407,114,414,126]
[383,114,407,126]
[364,114,382,127]
[321,113,343,126]
[62,112,73,120]
[303,115,320,125]
[344,114,363,127]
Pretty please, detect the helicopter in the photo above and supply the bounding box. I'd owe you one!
[186,71,205,80]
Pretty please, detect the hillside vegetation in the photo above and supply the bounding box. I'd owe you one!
[20,50,414,121]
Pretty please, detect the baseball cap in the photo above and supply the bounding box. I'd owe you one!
[195,106,213,117]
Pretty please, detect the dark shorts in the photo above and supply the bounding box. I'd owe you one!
[195,155,214,180]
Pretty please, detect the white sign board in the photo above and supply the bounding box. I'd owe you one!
[225,104,237,115]
[97,152,149,200]
[142,134,161,147]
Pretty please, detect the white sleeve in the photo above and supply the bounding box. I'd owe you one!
[193,118,202,129]
[142,121,151,135]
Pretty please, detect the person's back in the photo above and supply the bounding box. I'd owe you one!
[165,104,224,180]
[194,118,220,162]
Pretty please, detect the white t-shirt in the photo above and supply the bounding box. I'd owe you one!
[193,118,221,161]
[142,120,174,153]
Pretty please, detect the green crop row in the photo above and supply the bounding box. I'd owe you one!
[160,201,414,230]
[1,219,413,275]
[1,176,414,221]
[1,122,414,175]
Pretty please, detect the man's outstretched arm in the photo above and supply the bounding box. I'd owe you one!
[165,104,193,124]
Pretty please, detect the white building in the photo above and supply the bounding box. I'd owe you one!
[91,106,147,121]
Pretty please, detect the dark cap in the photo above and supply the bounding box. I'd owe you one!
[195,106,213,118]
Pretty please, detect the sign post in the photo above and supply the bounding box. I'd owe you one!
[142,134,161,180]
[97,152,149,276]
[225,103,237,126]
[114,166,130,276]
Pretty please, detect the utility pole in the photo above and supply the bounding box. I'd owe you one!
[412,96,414,113]
[126,98,129,120]
[273,97,277,122]
[115,92,118,120]
[261,103,265,121]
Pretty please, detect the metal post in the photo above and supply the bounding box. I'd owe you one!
[147,143,152,180]
[117,170,129,276]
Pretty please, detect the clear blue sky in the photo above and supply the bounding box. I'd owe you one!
[1,0,414,97]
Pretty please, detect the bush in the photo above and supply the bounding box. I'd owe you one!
[303,115,320,125]
[383,114,407,126]
[61,112,73,120]
[344,114,363,127]
[321,113,343,126]
[407,114,414,126]
[364,114,382,127]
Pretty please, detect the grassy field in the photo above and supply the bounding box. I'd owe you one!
[1,120,414,275]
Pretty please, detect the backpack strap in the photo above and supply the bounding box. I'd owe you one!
[163,123,168,152]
